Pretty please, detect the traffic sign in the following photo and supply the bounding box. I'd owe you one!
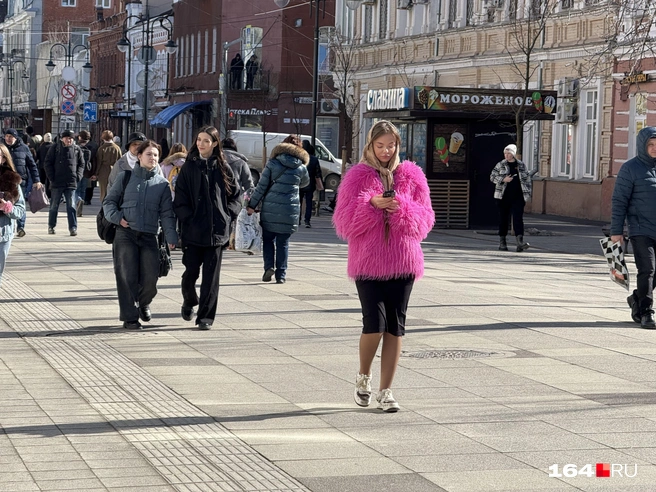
[61,100,75,115]
[60,115,75,124]
[61,84,77,100]
[83,102,98,123]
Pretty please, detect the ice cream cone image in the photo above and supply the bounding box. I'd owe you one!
[418,88,429,109]
[435,137,450,166]
[544,95,556,114]
[449,132,464,154]
[532,92,543,112]
[428,89,439,109]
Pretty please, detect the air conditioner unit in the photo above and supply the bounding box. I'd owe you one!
[398,0,412,9]
[555,100,578,124]
[320,98,340,114]
[557,77,579,98]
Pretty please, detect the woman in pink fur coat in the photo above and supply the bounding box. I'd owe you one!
[333,120,434,412]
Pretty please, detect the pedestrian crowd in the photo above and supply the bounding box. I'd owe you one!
[7,120,656,414]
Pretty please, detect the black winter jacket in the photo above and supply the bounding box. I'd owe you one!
[7,140,40,185]
[611,126,656,240]
[300,155,322,193]
[44,142,86,190]
[173,152,242,248]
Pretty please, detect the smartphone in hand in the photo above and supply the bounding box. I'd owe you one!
[382,190,396,198]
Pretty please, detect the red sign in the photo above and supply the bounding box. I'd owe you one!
[61,84,77,100]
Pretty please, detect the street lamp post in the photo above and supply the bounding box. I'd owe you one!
[2,52,29,128]
[273,0,363,147]
[45,40,92,130]
[116,0,177,136]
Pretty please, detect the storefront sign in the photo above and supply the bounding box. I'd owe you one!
[620,73,648,86]
[415,86,558,116]
[229,108,278,116]
[366,88,410,111]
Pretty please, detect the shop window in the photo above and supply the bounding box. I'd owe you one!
[238,114,262,130]
[523,121,539,172]
[317,117,339,157]
[553,123,574,178]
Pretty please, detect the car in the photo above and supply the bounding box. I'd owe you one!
[228,130,342,190]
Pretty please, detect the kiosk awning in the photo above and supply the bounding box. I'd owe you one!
[149,100,211,128]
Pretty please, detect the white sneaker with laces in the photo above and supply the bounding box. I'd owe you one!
[354,373,372,407]
[377,388,400,413]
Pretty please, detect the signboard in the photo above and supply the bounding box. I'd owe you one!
[366,88,410,111]
[414,86,558,117]
[61,100,75,115]
[229,108,278,116]
[83,102,98,122]
[60,115,75,124]
[61,84,77,100]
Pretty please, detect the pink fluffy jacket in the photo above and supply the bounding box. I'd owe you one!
[333,161,435,280]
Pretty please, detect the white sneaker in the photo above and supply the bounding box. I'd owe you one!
[354,373,372,407]
[377,388,400,413]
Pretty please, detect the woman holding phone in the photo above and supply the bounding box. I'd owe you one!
[0,143,26,286]
[333,121,434,413]
[490,144,532,252]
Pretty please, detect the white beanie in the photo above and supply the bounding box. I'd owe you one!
[504,144,517,157]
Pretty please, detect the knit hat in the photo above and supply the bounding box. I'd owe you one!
[504,144,517,157]
[4,128,18,139]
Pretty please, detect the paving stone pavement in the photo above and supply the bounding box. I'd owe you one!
[2,202,656,491]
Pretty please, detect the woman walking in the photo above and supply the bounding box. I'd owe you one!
[489,144,532,252]
[246,135,309,284]
[173,127,241,330]
[0,144,25,287]
[103,140,178,329]
[333,121,434,412]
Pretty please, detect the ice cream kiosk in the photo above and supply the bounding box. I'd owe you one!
[363,86,558,228]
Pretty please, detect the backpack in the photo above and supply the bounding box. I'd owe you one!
[96,171,131,244]
[168,166,181,191]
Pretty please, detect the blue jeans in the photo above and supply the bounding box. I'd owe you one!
[0,239,12,287]
[48,187,77,230]
[112,227,159,322]
[76,177,88,204]
[262,228,290,280]
[17,181,28,230]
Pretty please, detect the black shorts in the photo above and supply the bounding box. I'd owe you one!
[355,276,415,337]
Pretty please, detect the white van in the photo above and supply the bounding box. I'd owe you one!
[228,130,342,191]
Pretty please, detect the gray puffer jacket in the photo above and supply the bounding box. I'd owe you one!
[611,126,656,239]
[103,163,178,245]
[223,149,254,196]
[247,143,310,235]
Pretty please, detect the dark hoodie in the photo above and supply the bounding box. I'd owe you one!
[611,126,656,239]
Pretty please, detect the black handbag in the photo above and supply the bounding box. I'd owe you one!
[97,171,131,244]
[158,229,172,277]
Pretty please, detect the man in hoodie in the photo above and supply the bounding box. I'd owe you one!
[611,126,656,329]
[107,132,147,189]
[4,128,42,237]
[43,130,86,236]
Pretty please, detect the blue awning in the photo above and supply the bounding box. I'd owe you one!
[149,100,211,128]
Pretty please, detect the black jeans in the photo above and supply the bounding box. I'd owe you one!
[113,227,159,322]
[302,189,313,224]
[181,244,224,325]
[630,235,656,314]
[497,197,525,237]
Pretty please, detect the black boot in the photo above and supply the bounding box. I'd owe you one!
[498,236,508,251]
[516,235,530,252]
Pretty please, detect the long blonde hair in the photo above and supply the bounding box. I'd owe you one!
[359,120,402,191]
[0,143,16,172]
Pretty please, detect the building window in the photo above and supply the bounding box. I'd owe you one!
[378,0,388,40]
[62,0,76,6]
[70,27,89,46]
[628,93,647,159]
[466,0,475,26]
[95,0,110,7]
[448,0,457,28]
[363,5,373,43]
[553,124,574,178]
[561,0,573,8]
[212,28,217,73]
[204,30,209,74]
[508,0,517,20]
[581,89,598,178]
[238,114,262,130]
